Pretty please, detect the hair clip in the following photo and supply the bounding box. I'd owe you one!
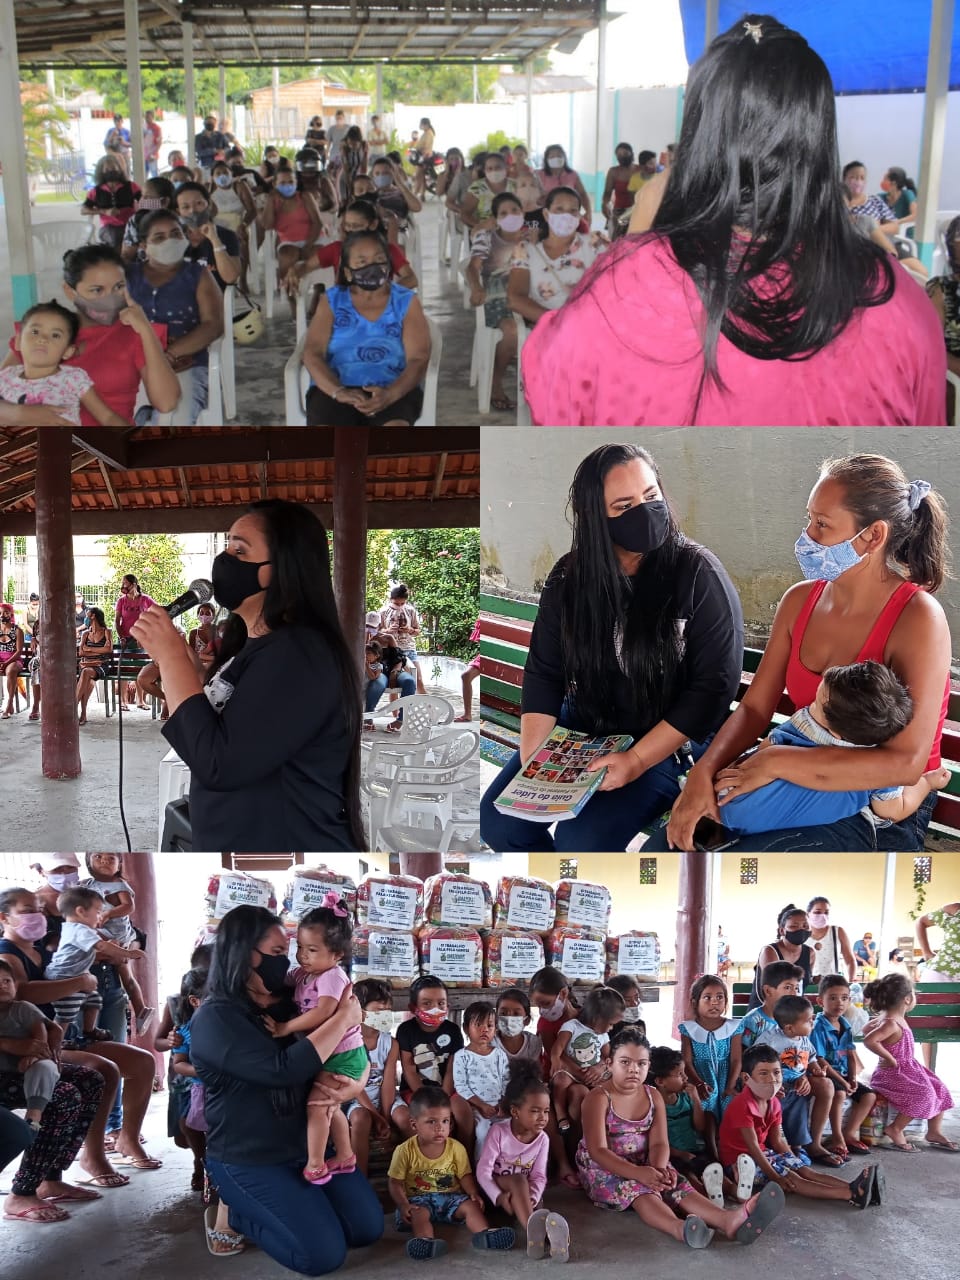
[743,21,763,43]
[322,890,349,917]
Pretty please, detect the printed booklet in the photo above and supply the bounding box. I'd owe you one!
[493,726,634,822]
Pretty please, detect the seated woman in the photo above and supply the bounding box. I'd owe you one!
[520,20,945,427]
[0,603,24,720]
[260,160,326,314]
[369,155,422,231]
[437,147,470,233]
[174,182,242,289]
[283,200,417,299]
[650,453,952,854]
[879,167,918,232]
[190,905,382,1271]
[843,161,898,240]
[536,144,593,226]
[460,152,515,237]
[125,210,224,425]
[368,630,416,732]
[25,617,40,722]
[81,155,141,250]
[75,606,113,726]
[120,175,177,262]
[0,245,178,428]
[302,230,430,427]
[507,186,607,326]
[925,214,960,422]
[480,443,743,853]
[467,190,532,412]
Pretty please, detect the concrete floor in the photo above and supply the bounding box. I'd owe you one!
[2,1050,958,1280]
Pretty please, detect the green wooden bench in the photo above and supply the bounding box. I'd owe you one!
[478,591,960,845]
[731,981,960,1070]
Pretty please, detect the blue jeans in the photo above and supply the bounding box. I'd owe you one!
[480,718,709,853]
[138,366,211,427]
[95,963,128,1132]
[364,674,388,712]
[206,1157,384,1276]
[0,1106,34,1175]
[642,789,936,853]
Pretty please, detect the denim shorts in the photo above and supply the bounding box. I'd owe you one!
[395,1191,469,1230]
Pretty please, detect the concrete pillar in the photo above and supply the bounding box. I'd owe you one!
[672,852,709,1035]
[271,66,280,140]
[399,854,443,881]
[525,58,533,149]
[472,64,479,104]
[36,428,80,779]
[123,853,163,1079]
[593,0,608,213]
[219,63,228,128]
[332,426,369,662]
[45,69,57,163]
[183,21,196,167]
[914,0,954,268]
[705,0,719,46]
[124,0,145,185]
[879,852,898,976]
[0,3,38,318]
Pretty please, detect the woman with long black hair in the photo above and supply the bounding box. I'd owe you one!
[189,905,381,1271]
[131,498,364,852]
[520,15,945,425]
[479,443,743,853]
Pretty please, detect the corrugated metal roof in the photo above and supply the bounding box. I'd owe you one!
[14,1,599,69]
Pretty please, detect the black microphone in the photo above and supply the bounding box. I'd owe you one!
[163,579,214,620]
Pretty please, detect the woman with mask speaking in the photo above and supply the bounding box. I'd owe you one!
[651,453,952,853]
[479,443,744,854]
[131,499,365,852]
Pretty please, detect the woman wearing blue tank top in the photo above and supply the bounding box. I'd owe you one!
[303,230,431,425]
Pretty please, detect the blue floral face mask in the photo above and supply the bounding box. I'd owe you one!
[794,527,868,581]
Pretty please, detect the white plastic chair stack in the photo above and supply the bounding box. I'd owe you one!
[513,312,532,426]
[469,304,502,415]
[369,727,481,848]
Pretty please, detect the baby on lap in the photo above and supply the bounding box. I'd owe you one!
[719,661,949,835]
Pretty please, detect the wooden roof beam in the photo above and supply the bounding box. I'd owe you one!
[98,460,120,510]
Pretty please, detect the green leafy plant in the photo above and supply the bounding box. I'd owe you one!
[100,534,185,611]
[21,90,72,175]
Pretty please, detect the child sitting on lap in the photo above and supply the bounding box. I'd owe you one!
[719,661,949,834]
[388,1085,516,1260]
[80,852,154,1035]
[0,958,60,1129]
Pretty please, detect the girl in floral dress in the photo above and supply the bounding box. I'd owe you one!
[863,974,956,1152]
[576,1028,784,1249]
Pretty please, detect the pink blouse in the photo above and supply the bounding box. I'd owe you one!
[521,236,947,426]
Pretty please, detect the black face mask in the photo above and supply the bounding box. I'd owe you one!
[784,928,811,946]
[350,262,391,291]
[606,500,670,554]
[212,549,270,611]
[254,949,290,994]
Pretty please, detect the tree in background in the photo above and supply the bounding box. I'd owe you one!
[101,534,185,610]
[365,529,392,614]
[391,529,479,661]
[21,88,72,174]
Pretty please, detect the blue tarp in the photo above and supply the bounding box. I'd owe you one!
[678,2,959,93]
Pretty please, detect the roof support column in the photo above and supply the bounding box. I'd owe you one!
[705,0,720,46]
[36,427,80,779]
[376,63,384,115]
[272,66,280,140]
[332,426,369,665]
[123,853,162,1077]
[0,2,38,318]
[219,63,228,129]
[183,21,196,168]
[125,0,145,184]
[593,0,609,220]
[915,0,953,268]
[672,851,710,1035]
[525,57,533,150]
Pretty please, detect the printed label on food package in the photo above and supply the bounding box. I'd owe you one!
[440,880,486,926]
[617,935,659,976]
[215,874,271,918]
[367,882,419,929]
[429,939,479,983]
[290,877,345,919]
[561,936,605,981]
[500,935,543,979]
[565,882,610,929]
[507,883,553,930]
[367,931,417,979]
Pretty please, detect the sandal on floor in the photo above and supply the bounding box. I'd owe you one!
[870,1164,886,1206]
[385,722,403,733]
[39,1187,101,1204]
[204,1205,246,1256]
[526,1207,549,1259]
[406,1237,447,1260]
[490,397,516,413]
[111,1155,162,1170]
[472,1227,515,1251]
[735,1183,785,1243]
[75,1172,130,1188]
[848,1166,876,1209]
[734,1153,757,1201]
[702,1161,725,1207]
[545,1212,570,1262]
[4,1203,70,1223]
[453,714,471,722]
[809,1149,845,1168]
[844,1138,870,1154]
[682,1216,714,1249]
[925,1137,960,1152]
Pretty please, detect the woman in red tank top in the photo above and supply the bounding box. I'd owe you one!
[652,453,952,853]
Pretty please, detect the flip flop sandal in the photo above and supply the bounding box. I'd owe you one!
[406,1237,448,1260]
[303,1164,332,1184]
[4,1203,70,1223]
[472,1227,516,1251]
[810,1150,845,1167]
[882,1139,919,1152]
[735,1182,785,1244]
[848,1166,876,1209]
[925,1138,960,1152]
[734,1153,757,1201]
[526,1208,549,1259]
[40,1188,102,1203]
[204,1205,246,1256]
[682,1216,715,1249]
[111,1155,163,1170]
[702,1162,725,1207]
[545,1212,570,1262]
[75,1172,130,1188]
[327,1155,357,1175]
[845,1139,871,1154]
[870,1164,885,1206]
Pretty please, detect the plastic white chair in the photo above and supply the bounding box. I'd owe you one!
[469,304,502,415]
[401,215,423,285]
[220,285,237,420]
[283,314,442,426]
[261,228,281,319]
[364,727,480,846]
[438,206,450,265]
[513,311,532,425]
[155,337,224,426]
[446,213,464,287]
[30,221,91,271]
[295,266,335,341]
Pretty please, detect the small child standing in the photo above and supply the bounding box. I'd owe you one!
[0,958,60,1130]
[493,987,543,1062]
[719,1045,883,1210]
[476,1059,570,1260]
[170,966,208,1188]
[678,975,740,1156]
[863,974,957,1152]
[550,986,624,1133]
[45,887,144,1042]
[0,301,128,426]
[388,1085,516,1260]
[80,852,154,1035]
[811,974,877,1156]
[648,1045,733,1205]
[264,894,367,1184]
[754,995,839,1165]
[453,1003,510,1153]
[346,978,410,1175]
